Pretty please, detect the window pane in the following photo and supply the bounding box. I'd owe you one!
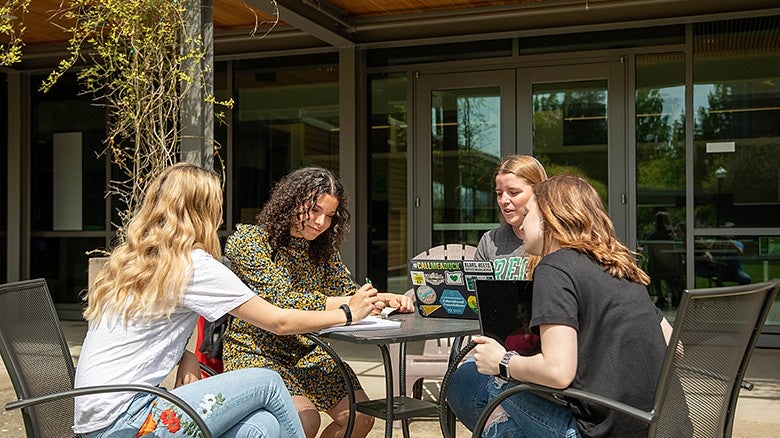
[693,17,780,228]
[368,73,408,292]
[231,55,339,226]
[635,52,686,307]
[431,87,501,246]
[30,73,106,232]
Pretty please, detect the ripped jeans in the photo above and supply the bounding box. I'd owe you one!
[446,359,580,438]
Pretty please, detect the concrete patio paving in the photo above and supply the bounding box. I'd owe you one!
[2,320,778,437]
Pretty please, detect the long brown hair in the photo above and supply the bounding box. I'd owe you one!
[85,163,224,324]
[257,167,350,265]
[534,174,649,284]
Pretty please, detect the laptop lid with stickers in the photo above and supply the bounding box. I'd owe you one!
[407,259,494,319]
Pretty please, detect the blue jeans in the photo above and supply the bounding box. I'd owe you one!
[446,360,579,438]
[83,368,305,438]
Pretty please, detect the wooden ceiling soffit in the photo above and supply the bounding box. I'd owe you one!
[242,0,355,47]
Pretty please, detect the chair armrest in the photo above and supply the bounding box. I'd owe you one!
[303,333,356,438]
[471,383,654,438]
[199,362,218,377]
[4,384,212,438]
[676,363,754,390]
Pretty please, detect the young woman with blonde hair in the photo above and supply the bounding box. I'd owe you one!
[467,174,676,437]
[74,162,378,438]
[446,155,547,427]
[475,154,548,280]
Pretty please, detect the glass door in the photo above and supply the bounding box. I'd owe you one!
[518,62,629,241]
[413,70,515,254]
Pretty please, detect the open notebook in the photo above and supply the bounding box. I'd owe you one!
[318,315,401,334]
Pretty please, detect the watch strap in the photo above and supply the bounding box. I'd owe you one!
[339,304,352,326]
[499,351,520,380]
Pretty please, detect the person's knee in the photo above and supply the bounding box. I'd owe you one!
[353,412,375,435]
[293,396,321,438]
[297,408,321,438]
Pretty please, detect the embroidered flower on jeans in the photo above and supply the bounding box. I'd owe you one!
[198,393,225,418]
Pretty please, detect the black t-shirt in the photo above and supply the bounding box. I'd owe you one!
[530,249,666,437]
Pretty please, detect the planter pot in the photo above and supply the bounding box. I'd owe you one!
[88,257,109,292]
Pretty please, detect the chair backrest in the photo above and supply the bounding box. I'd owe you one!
[0,279,79,438]
[651,279,779,437]
[414,244,477,261]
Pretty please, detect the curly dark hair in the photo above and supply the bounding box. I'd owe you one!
[257,167,350,265]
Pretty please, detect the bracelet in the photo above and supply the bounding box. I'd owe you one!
[339,304,352,326]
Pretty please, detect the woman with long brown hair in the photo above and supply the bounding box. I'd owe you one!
[456,174,675,437]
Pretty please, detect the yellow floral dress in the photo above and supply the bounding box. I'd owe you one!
[222,224,361,410]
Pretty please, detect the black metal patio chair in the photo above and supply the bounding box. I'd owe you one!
[465,278,779,438]
[0,279,212,438]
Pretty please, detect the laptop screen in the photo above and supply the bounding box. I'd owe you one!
[475,279,540,355]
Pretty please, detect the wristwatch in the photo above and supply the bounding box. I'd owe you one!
[498,351,520,380]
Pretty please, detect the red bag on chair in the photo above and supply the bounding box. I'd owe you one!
[195,316,225,375]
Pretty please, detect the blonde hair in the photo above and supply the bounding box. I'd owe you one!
[494,155,548,185]
[495,155,548,277]
[84,163,224,324]
[534,174,650,285]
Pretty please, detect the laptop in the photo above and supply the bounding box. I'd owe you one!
[474,279,540,355]
[408,259,494,319]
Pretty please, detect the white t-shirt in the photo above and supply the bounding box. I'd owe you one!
[73,249,255,434]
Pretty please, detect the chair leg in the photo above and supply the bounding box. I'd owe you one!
[413,378,424,399]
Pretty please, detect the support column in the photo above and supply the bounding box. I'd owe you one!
[339,46,366,276]
[180,0,214,169]
[7,72,22,281]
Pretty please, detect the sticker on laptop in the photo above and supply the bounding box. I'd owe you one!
[463,260,494,273]
[441,289,467,314]
[415,285,437,304]
[419,304,442,316]
[410,271,426,285]
[467,295,479,313]
[445,271,464,285]
[465,274,494,291]
[425,271,445,285]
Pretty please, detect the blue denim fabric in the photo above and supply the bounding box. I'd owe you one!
[447,359,580,438]
[83,368,305,438]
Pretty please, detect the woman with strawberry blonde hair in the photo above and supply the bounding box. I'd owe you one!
[74,162,378,437]
[461,174,680,437]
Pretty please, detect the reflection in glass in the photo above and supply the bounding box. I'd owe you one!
[431,87,501,246]
[368,73,408,292]
[635,52,687,307]
[693,17,780,228]
[30,74,107,233]
[231,55,339,226]
[532,80,609,206]
[693,234,780,326]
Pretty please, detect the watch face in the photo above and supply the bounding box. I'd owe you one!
[499,362,509,378]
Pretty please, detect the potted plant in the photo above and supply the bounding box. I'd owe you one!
[43,0,234,244]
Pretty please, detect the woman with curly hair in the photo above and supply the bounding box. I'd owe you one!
[74,163,379,438]
[462,174,680,438]
[222,167,413,438]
